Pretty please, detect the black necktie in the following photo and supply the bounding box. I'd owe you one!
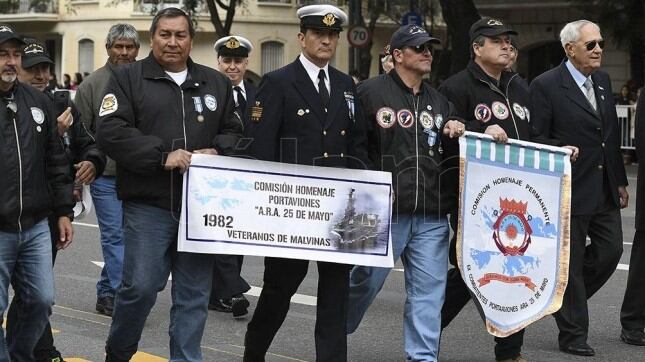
[317,69,329,110]
[234,85,246,112]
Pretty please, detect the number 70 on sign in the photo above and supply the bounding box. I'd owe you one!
[347,25,371,48]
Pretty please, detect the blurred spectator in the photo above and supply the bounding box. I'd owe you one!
[62,73,71,89]
[616,85,636,105]
[71,72,83,90]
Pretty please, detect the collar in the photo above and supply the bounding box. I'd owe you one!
[388,68,425,95]
[141,52,203,87]
[233,80,246,95]
[565,59,591,89]
[298,53,329,86]
[467,60,512,88]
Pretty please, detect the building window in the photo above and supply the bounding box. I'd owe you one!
[261,41,284,74]
[78,39,94,74]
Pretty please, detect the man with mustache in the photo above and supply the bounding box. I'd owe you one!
[0,25,74,361]
[97,8,242,361]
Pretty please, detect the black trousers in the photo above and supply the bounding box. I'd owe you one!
[6,216,59,361]
[442,229,525,360]
[210,254,250,301]
[554,203,622,347]
[244,257,350,362]
[621,229,645,331]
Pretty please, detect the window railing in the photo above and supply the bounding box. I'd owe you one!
[0,0,58,14]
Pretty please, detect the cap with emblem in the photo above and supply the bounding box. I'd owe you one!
[469,17,518,42]
[214,35,253,58]
[297,4,348,32]
[21,38,53,68]
[0,25,25,46]
[389,24,440,51]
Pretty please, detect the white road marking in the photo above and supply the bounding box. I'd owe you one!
[91,261,318,306]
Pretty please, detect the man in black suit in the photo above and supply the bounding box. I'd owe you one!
[208,34,255,318]
[620,90,645,346]
[243,4,369,361]
[530,20,628,357]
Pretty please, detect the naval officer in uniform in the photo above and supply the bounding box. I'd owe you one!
[243,4,369,361]
[207,35,255,318]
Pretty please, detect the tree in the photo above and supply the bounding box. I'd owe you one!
[437,0,479,77]
[137,0,243,38]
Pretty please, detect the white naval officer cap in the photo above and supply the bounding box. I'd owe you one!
[297,4,348,32]
[214,35,253,58]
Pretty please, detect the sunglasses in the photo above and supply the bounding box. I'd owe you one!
[406,43,434,54]
[584,40,604,51]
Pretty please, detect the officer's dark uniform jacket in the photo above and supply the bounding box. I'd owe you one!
[0,82,74,232]
[358,69,460,216]
[439,60,534,140]
[97,53,243,212]
[249,58,369,169]
[45,92,106,177]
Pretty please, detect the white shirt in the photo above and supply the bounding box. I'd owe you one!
[565,60,592,96]
[298,53,330,94]
[165,69,188,86]
[232,81,246,106]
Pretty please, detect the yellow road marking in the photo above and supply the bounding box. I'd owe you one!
[131,352,168,361]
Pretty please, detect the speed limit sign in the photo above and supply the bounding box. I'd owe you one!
[347,25,371,48]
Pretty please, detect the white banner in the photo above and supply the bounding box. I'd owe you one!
[178,154,394,267]
[458,132,571,337]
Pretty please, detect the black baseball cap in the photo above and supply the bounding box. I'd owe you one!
[390,24,440,51]
[0,25,25,46]
[21,39,53,68]
[469,17,518,42]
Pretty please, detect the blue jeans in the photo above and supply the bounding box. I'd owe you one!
[91,176,124,298]
[0,219,55,361]
[348,214,449,362]
[106,202,214,362]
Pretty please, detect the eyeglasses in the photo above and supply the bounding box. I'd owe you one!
[407,43,434,55]
[584,40,604,51]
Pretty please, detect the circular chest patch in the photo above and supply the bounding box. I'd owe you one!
[397,109,414,128]
[419,111,434,129]
[376,107,396,128]
[512,103,526,120]
[524,107,531,122]
[204,94,218,111]
[474,103,492,123]
[31,107,45,124]
[491,101,509,120]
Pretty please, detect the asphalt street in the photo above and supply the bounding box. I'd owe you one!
[30,164,643,361]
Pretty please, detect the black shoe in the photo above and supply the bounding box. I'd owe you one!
[96,296,114,316]
[621,329,645,346]
[209,298,233,313]
[231,294,250,318]
[559,343,595,356]
[36,349,65,362]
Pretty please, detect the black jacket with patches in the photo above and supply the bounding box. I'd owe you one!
[97,53,243,212]
[358,70,461,216]
[439,60,534,140]
[0,82,74,232]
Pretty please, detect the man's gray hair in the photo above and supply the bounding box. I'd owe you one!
[380,54,392,64]
[559,20,600,50]
[106,23,140,49]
